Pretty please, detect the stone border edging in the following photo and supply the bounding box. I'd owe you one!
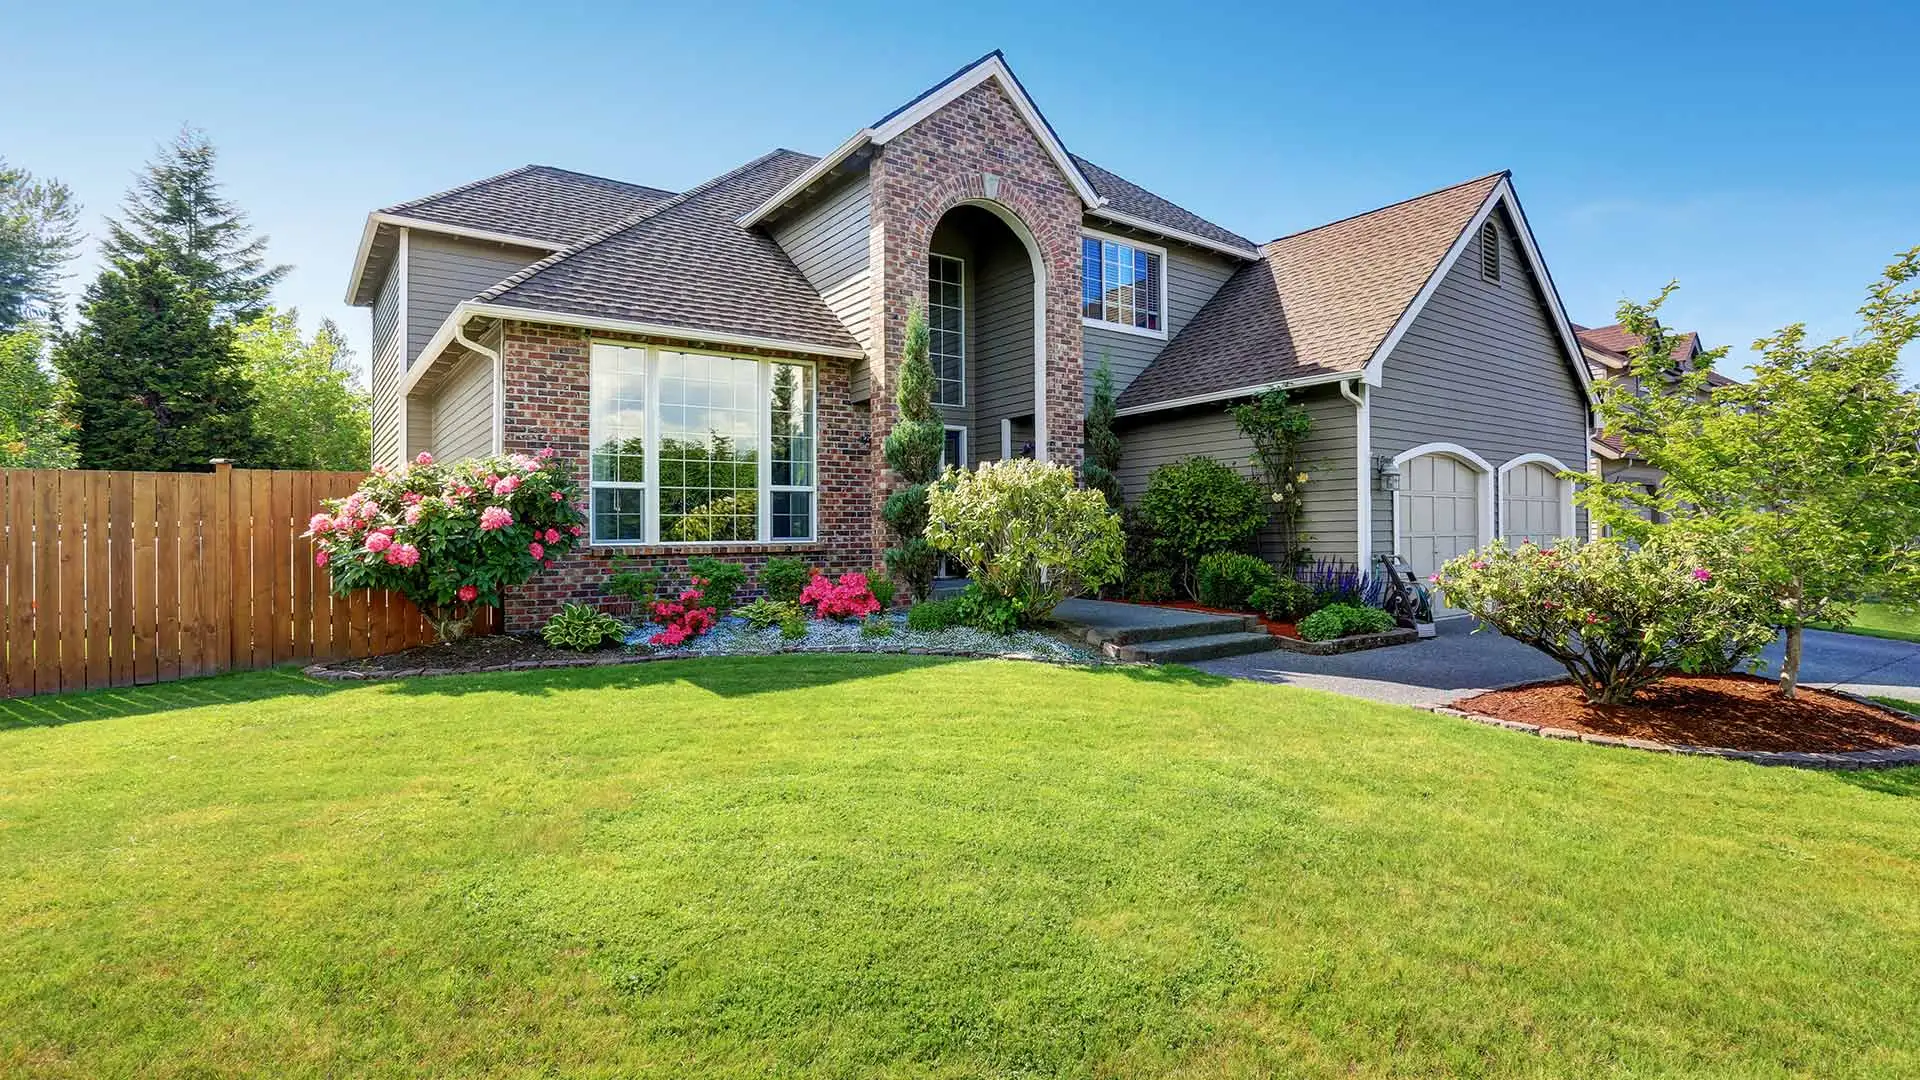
[302,644,1121,682]
[1268,627,1419,656]
[1422,692,1920,771]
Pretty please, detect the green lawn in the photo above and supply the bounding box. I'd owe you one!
[4,657,1920,1078]
[1819,601,1920,644]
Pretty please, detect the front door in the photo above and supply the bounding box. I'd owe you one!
[1398,453,1481,614]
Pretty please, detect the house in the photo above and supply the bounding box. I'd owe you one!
[1576,322,1732,528]
[344,51,1594,628]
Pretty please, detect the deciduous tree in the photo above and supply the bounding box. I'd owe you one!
[0,325,78,468]
[233,309,371,469]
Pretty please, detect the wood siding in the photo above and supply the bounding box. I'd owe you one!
[771,174,874,398]
[1083,239,1237,402]
[969,229,1035,464]
[368,258,404,467]
[425,349,496,461]
[1368,205,1591,555]
[405,231,546,361]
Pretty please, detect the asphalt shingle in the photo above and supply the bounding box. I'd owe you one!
[1071,155,1257,253]
[381,165,676,247]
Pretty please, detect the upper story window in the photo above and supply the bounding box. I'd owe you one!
[1480,221,1500,283]
[928,254,965,407]
[1081,232,1164,337]
[588,343,816,546]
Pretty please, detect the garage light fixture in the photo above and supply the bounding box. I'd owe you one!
[1373,455,1401,492]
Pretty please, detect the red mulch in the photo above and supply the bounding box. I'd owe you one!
[1115,599,1302,640]
[1458,674,1920,753]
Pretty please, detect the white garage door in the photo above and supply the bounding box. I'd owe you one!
[1399,453,1482,613]
[1502,462,1564,546]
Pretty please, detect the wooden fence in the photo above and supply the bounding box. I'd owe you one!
[1,465,491,698]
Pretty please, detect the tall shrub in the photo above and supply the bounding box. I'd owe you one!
[925,458,1124,624]
[1230,389,1313,568]
[1135,457,1266,599]
[307,450,586,642]
[1082,353,1124,510]
[881,304,944,601]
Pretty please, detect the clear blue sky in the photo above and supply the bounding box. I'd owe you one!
[5,0,1916,381]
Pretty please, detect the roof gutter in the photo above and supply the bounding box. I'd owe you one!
[1086,206,1260,261]
[1114,368,1366,419]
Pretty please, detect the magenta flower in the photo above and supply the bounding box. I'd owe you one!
[365,532,392,554]
[551,491,564,502]
[415,451,434,466]
[385,543,419,567]
[569,524,585,537]
[1471,560,1488,571]
[544,528,560,544]
[492,475,521,497]
[314,550,329,567]
[529,541,545,559]
[457,584,478,603]
[479,506,513,531]
[1691,567,1713,582]
[538,446,556,460]
[307,513,332,535]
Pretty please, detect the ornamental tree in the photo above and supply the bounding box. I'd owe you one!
[1578,249,1920,697]
[882,304,944,600]
[925,458,1124,624]
[1438,537,1776,704]
[1230,388,1314,569]
[1081,353,1124,510]
[307,450,587,642]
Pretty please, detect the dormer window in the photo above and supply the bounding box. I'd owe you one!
[1480,221,1501,283]
[1081,232,1165,337]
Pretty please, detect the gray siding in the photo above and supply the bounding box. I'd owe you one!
[425,349,496,461]
[369,260,404,468]
[1116,385,1361,565]
[772,175,875,401]
[1368,205,1591,554]
[1084,239,1237,404]
[406,232,545,362]
[970,234,1034,465]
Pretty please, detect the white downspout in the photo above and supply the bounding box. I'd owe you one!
[1340,378,1373,571]
[450,308,504,455]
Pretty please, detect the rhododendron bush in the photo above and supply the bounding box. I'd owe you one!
[1437,536,1774,704]
[798,571,881,621]
[650,581,718,646]
[307,450,587,642]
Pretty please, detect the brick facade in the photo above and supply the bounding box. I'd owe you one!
[866,79,1088,552]
[497,319,876,631]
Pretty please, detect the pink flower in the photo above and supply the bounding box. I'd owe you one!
[529,541,545,559]
[415,452,434,466]
[404,505,424,526]
[569,524,585,537]
[544,528,560,544]
[551,491,564,502]
[307,513,332,535]
[1470,561,1488,571]
[479,506,513,531]
[457,584,479,603]
[1427,574,1440,584]
[387,543,420,567]
[492,475,521,497]
[537,446,556,460]
[403,492,423,505]
[1692,567,1713,582]
[365,532,392,554]
[314,550,329,567]
[372,465,388,477]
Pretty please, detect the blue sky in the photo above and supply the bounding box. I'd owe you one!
[4,0,1916,381]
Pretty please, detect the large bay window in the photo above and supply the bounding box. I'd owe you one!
[589,343,816,545]
[1080,232,1164,336]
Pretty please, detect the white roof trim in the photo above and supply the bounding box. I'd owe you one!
[1356,179,1593,398]
[344,212,564,305]
[1086,205,1260,261]
[1113,368,1360,418]
[738,53,1102,228]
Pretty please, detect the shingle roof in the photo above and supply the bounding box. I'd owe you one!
[1576,324,1733,386]
[1118,172,1505,412]
[382,165,676,246]
[1071,155,1257,253]
[475,151,862,355]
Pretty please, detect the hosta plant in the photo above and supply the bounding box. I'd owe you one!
[1438,536,1775,704]
[1296,603,1395,642]
[925,458,1124,625]
[307,450,586,642]
[541,603,626,651]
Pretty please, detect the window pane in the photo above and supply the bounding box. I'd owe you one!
[592,486,646,544]
[1082,237,1102,318]
[771,490,812,542]
[658,351,761,542]
[590,344,647,488]
[928,254,964,407]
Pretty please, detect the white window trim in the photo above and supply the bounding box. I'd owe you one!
[1497,452,1577,542]
[1080,228,1169,341]
[586,341,818,548]
[940,425,968,471]
[928,252,966,408]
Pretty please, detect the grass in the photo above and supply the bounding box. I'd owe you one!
[1817,601,1920,644]
[4,657,1920,1078]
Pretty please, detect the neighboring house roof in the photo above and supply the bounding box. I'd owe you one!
[1117,173,1510,413]
[1070,154,1256,253]
[380,165,676,247]
[1576,323,1735,386]
[469,150,863,357]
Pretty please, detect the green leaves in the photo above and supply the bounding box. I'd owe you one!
[924,458,1124,623]
[1135,457,1267,598]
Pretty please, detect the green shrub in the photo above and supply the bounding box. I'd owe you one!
[859,614,894,638]
[1136,458,1266,598]
[1126,568,1176,603]
[779,612,808,640]
[956,584,1024,636]
[1297,603,1395,643]
[1438,536,1775,703]
[759,558,811,604]
[686,556,747,613]
[1196,552,1278,611]
[906,598,965,632]
[737,598,801,631]
[1248,578,1315,622]
[540,603,627,651]
[924,458,1124,625]
[606,560,662,618]
[867,571,897,610]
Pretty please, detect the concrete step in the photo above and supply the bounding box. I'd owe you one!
[1080,611,1257,647]
[1113,630,1280,664]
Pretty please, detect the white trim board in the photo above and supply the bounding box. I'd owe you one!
[344,211,563,306]
[1080,228,1170,341]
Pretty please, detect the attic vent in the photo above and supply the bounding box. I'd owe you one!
[1480,221,1500,283]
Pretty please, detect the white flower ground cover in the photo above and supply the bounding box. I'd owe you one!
[623,611,1099,663]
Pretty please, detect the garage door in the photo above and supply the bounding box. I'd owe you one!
[1502,462,1564,546]
[1399,453,1482,613]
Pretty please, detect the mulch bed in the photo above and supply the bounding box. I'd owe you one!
[1458,674,1920,753]
[327,634,597,674]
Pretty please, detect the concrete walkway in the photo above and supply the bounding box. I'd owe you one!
[1187,617,1920,707]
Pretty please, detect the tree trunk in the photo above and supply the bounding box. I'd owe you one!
[1778,578,1805,699]
[427,602,476,644]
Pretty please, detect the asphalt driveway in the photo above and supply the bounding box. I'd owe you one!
[1192,618,1920,706]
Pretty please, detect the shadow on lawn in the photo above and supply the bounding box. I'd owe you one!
[1830,767,1920,798]
[0,669,338,731]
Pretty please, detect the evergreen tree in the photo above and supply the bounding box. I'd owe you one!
[233,309,372,469]
[53,255,264,470]
[0,325,78,468]
[101,127,288,320]
[0,158,83,331]
[881,306,946,600]
[1081,353,1124,509]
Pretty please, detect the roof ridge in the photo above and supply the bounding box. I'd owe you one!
[380,164,543,215]
[1263,170,1509,248]
[525,163,676,197]
[474,148,802,305]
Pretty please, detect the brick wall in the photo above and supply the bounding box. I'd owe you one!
[498,319,877,632]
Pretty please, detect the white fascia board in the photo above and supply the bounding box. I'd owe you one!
[343,212,565,306]
[458,302,867,361]
[1113,368,1359,418]
[1494,178,1596,398]
[737,128,874,228]
[1085,206,1260,261]
[1355,187,1502,388]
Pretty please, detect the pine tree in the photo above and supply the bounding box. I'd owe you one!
[101,128,288,320]
[881,306,946,600]
[0,158,83,331]
[1081,353,1124,509]
[53,255,264,470]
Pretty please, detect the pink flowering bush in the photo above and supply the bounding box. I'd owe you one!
[650,581,719,647]
[1437,536,1774,704]
[306,449,586,642]
[798,571,882,621]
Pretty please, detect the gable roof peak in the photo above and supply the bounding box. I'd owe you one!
[1263,170,1511,248]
